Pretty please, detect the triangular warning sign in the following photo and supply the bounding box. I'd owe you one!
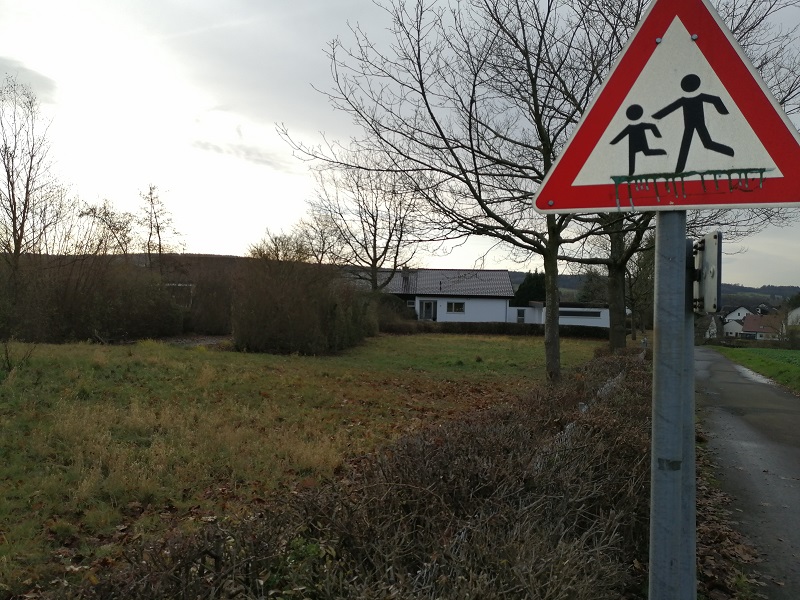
[534,0,800,213]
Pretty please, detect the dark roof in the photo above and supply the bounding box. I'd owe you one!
[741,313,782,334]
[383,269,514,298]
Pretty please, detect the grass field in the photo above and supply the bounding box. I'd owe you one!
[0,334,601,592]
[714,346,800,394]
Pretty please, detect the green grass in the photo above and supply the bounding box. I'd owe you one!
[0,333,600,593]
[715,346,800,394]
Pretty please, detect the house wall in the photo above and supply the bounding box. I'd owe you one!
[723,321,743,337]
[789,307,800,327]
[509,305,610,327]
[724,307,752,322]
[416,297,509,323]
[506,305,544,324]
[543,306,611,328]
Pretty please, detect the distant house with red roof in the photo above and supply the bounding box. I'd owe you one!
[740,313,784,341]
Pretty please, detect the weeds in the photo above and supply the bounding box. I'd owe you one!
[1,339,35,381]
[59,352,652,599]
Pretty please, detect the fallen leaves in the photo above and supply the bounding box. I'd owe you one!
[696,433,768,599]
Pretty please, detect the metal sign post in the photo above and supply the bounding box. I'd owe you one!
[649,210,691,598]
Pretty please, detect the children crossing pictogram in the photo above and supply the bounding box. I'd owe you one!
[652,74,734,173]
[609,104,667,175]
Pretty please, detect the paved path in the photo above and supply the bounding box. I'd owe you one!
[695,346,800,599]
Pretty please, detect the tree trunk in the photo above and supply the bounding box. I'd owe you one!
[607,219,627,351]
[607,262,627,350]
[544,216,561,382]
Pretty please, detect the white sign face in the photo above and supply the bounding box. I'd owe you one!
[573,17,779,186]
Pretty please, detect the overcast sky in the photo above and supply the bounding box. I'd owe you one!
[0,0,798,288]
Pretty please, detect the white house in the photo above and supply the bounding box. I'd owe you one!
[788,307,800,327]
[723,306,753,322]
[381,269,609,327]
[546,303,611,328]
[383,269,514,323]
[723,320,744,338]
[720,306,752,338]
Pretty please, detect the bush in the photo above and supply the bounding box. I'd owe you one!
[231,259,377,354]
[789,328,800,350]
[188,275,232,335]
[0,256,185,343]
[376,293,417,331]
[92,267,185,340]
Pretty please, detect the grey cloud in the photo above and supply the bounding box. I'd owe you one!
[128,1,386,136]
[192,139,295,172]
[0,57,57,102]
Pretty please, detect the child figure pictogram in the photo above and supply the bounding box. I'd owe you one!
[652,73,734,173]
[610,104,667,176]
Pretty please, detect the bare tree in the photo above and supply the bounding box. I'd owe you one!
[309,153,420,291]
[625,231,655,339]
[718,0,800,112]
[0,76,66,345]
[138,185,182,274]
[293,215,340,265]
[558,212,653,348]
[248,228,311,262]
[0,76,58,279]
[80,200,136,256]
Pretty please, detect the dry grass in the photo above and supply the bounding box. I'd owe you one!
[0,334,600,596]
[61,350,654,600]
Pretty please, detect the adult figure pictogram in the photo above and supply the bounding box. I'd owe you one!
[652,73,734,173]
[610,104,667,175]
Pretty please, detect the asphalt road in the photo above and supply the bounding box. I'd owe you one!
[695,346,800,599]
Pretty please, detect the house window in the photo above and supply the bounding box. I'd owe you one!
[516,309,525,324]
[446,302,465,313]
[406,300,415,308]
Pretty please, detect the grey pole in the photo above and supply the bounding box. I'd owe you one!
[649,210,688,599]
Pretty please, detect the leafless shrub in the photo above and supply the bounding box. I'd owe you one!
[1,338,35,380]
[231,259,377,355]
